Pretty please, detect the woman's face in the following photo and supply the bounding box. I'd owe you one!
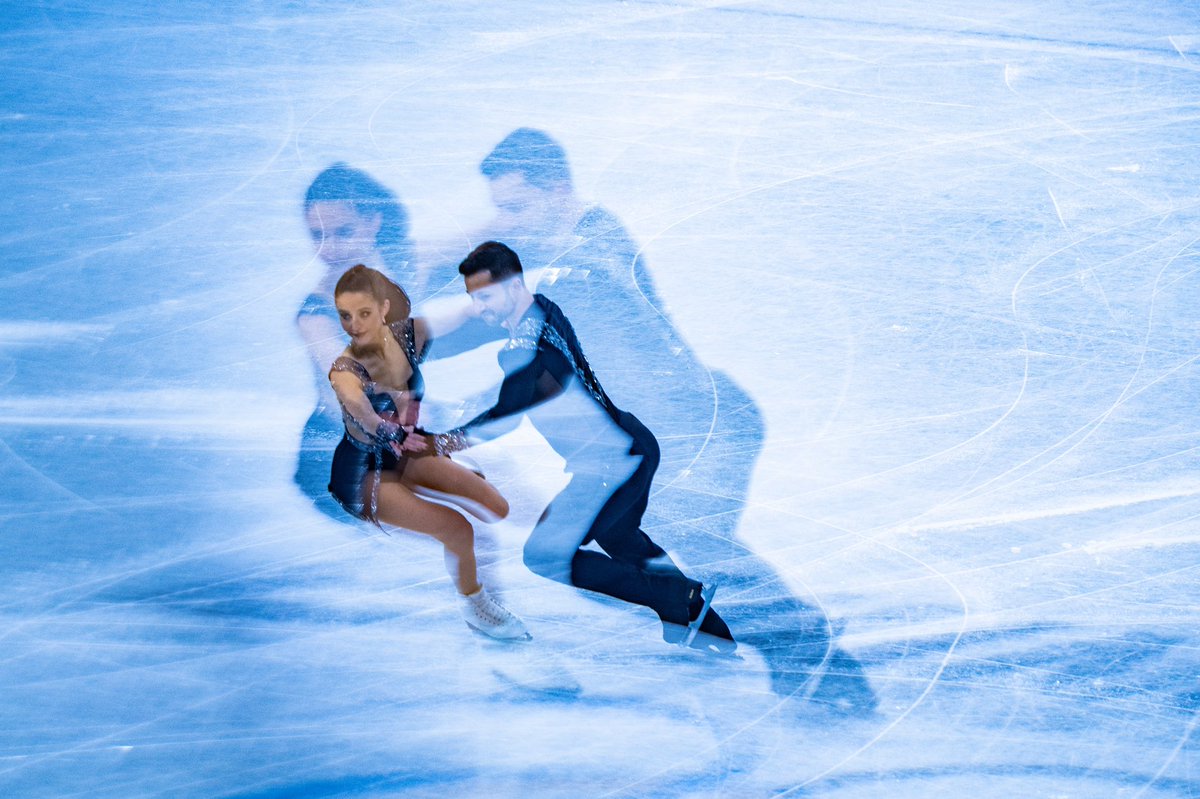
[335,290,390,347]
[306,201,382,269]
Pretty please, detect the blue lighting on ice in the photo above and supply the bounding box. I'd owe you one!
[2,2,1199,797]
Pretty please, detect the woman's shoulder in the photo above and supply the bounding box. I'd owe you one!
[329,353,370,383]
[391,318,430,364]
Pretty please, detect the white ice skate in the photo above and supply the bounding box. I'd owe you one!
[459,586,530,640]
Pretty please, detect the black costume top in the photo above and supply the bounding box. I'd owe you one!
[495,207,718,468]
[454,294,626,447]
[329,318,428,436]
[327,318,429,521]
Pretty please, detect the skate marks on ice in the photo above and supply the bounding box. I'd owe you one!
[751,505,1200,798]
[4,1,1200,797]
[2,468,869,797]
[0,551,847,797]
[5,532,1188,799]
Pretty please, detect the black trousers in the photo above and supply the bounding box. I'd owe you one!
[524,411,699,626]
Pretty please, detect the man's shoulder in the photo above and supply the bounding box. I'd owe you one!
[533,294,578,331]
[504,301,549,353]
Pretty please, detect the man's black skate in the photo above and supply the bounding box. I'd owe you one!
[663,584,737,654]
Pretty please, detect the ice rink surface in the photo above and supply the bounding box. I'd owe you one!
[2,1,1200,796]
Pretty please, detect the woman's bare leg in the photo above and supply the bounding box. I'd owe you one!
[374,475,480,595]
[374,472,528,639]
[400,456,509,522]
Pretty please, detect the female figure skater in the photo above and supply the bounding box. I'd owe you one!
[328,263,527,640]
[295,164,416,510]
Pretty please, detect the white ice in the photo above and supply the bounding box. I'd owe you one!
[1,2,1199,797]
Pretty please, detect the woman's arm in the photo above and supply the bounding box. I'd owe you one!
[329,367,424,450]
[329,370,390,437]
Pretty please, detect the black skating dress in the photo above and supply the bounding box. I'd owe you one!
[327,318,429,522]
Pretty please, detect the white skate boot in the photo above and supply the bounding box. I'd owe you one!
[459,586,529,640]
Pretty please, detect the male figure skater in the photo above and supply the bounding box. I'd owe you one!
[476,128,763,569]
[466,130,877,711]
[434,241,735,651]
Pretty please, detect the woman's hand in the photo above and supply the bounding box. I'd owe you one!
[392,426,429,455]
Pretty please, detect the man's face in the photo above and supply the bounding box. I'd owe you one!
[466,272,518,327]
[488,172,560,232]
[488,172,543,215]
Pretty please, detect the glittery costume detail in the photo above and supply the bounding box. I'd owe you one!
[505,302,607,407]
[328,318,425,523]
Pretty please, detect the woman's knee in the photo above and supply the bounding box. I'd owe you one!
[487,491,510,521]
[435,520,475,553]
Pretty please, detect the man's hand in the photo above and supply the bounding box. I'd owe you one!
[391,427,430,455]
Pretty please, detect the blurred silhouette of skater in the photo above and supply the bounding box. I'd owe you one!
[472,130,874,707]
[430,242,736,652]
[294,164,418,516]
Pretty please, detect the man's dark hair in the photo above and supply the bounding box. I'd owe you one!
[458,241,524,281]
[479,128,572,191]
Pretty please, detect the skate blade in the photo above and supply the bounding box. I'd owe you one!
[682,584,718,647]
[688,630,738,655]
[464,622,532,642]
[662,624,739,656]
